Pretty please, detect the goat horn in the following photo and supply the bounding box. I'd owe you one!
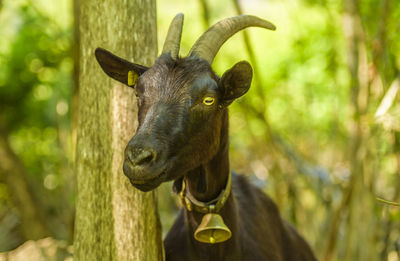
[188,15,276,64]
[162,13,184,59]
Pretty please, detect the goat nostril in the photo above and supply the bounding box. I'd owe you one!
[133,150,155,166]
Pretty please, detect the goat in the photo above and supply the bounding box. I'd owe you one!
[95,13,317,261]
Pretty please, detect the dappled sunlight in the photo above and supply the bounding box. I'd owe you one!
[0,0,399,260]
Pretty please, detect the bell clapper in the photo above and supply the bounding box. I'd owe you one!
[210,230,216,244]
[207,205,217,244]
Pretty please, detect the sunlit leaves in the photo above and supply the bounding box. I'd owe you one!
[0,0,73,244]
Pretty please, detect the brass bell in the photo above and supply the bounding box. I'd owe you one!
[194,213,232,244]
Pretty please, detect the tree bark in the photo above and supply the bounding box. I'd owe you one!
[73,1,163,260]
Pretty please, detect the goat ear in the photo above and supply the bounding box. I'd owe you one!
[94,47,149,87]
[220,61,252,106]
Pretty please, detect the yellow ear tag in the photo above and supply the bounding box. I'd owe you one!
[127,70,138,86]
[203,97,215,106]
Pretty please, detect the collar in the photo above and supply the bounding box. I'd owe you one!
[179,172,232,213]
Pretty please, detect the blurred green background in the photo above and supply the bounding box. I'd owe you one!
[0,0,399,260]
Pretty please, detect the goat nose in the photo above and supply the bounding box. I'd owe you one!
[128,148,156,167]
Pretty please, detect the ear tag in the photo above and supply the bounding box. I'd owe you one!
[127,70,138,86]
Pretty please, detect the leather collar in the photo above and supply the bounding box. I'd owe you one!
[179,172,232,213]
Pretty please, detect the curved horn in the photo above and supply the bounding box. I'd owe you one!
[189,15,276,64]
[162,13,184,59]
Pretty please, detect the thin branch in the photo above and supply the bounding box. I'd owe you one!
[197,0,210,30]
[322,184,353,261]
[376,197,400,207]
[379,131,400,259]
[372,0,391,77]
[232,0,265,114]
[72,0,80,161]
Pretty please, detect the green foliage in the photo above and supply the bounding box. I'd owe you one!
[0,0,74,248]
[1,0,399,259]
[0,3,72,131]
[158,0,400,259]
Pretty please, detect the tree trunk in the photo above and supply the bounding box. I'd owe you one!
[342,0,377,260]
[73,1,163,260]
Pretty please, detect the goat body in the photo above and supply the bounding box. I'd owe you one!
[95,13,317,261]
[165,173,316,261]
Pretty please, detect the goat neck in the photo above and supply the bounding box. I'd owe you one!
[180,110,241,258]
[183,109,230,202]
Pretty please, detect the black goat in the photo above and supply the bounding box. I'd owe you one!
[95,14,317,261]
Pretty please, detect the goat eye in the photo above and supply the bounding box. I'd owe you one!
[202,97,215,106]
